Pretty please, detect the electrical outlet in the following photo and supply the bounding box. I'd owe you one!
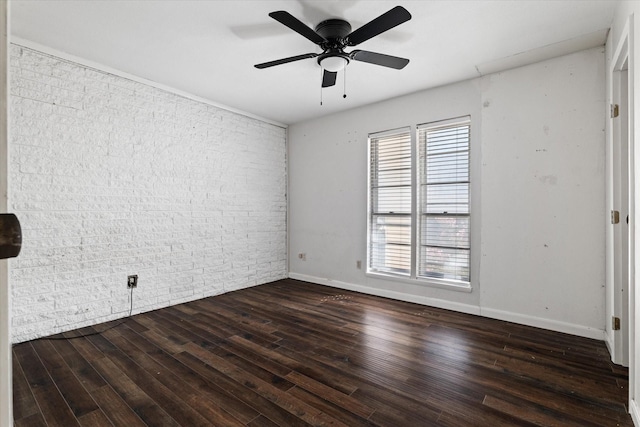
[356,260,362,269]
[298,253,306,261]
[127,274,138,289]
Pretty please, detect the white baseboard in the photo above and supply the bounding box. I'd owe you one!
[479,307,605,341]
[604,329,620,365]
[604,329,614,355]
[288,273,605,341]
[630,398,640,427]
[289,272,481,315]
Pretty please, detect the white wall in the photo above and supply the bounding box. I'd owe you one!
[479,48,606,334]
[289,47,606,339]
[9,45,288,343]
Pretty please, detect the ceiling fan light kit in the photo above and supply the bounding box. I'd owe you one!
[254,6,412,99]
[319,56,348,72]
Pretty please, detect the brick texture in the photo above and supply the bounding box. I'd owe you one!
[9,45,287,343]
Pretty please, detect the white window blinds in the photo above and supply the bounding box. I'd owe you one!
[418,119,470,282]
[367,117,471,287]
[368,129,412,275]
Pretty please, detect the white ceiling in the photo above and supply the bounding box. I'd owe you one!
[10,0,618,125]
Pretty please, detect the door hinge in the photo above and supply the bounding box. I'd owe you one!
[612,104,620,118]
[613,316,621,331]
[611,210,620,224]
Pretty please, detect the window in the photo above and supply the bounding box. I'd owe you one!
[418,119,470,282]
[368,117,471,286]
[368,128,412,276]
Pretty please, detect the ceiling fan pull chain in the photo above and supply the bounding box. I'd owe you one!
[343,67,347,99]
[320,67,323,106]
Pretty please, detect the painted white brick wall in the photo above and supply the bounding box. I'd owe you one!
[8,45,287,343]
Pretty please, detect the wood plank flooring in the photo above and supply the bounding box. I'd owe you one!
[12,278,634,426]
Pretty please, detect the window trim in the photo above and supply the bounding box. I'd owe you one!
[417,116,471,283]
[365,269,473,292]
[366,117,472,293]
[367,126,413,277]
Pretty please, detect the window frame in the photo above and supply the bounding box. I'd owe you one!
[367,127,414,277]
[417,117,471,284]
[366,117,472,292]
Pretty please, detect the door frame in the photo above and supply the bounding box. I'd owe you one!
[609,30,631,367]
[608,14,639,423]
[0,1,10,426]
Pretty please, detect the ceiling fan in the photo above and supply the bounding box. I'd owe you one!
[254,6,412,89]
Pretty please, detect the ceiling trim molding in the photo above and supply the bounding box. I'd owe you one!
[475,28,609,77]
[9,36,288,129]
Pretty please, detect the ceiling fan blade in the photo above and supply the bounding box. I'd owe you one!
[346,6,411,46]
[322,70,337,88]
[350,50,409,69]
[269,11,326,45]
[255,53,318,69]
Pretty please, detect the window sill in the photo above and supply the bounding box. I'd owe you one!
[365,271,473,293]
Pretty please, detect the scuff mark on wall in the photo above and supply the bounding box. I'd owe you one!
[538,175,558,185]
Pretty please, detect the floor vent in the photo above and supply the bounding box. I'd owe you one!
[320,294,352,303]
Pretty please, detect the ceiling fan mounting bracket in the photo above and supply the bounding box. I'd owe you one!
[315,19,352,46]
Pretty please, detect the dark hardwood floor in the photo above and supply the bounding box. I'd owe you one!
[12,278,634,426]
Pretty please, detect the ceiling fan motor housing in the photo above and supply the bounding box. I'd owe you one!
[315,19,352,67]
